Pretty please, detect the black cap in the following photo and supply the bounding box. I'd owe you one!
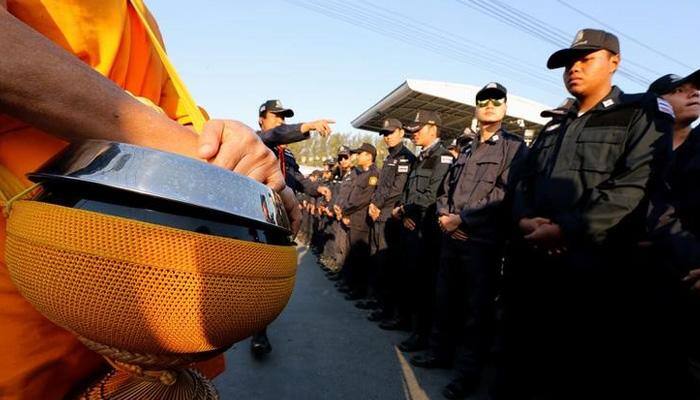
[379,118,403,134]
[259,99,294,118]
[337,145,351,156]
[350,142,377,159]
[547,29,620,69]
[476,82,507,101]
[405,110,442,133]
[648,70,700,95]
[323,158,336,167]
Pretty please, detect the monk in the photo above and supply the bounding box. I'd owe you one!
[0,1,298,398]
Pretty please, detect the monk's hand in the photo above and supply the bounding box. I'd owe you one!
[198,119,285,192]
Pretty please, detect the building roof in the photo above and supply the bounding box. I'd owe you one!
[351,79,552,140]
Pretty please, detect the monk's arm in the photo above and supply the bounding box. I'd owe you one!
[0,7,198,157]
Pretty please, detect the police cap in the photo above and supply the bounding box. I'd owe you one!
[648,70,700,95]
[547,29,620,69]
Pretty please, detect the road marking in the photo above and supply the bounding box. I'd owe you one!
[395,346,430,400]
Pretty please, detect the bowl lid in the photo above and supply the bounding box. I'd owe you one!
[28,140,291,234]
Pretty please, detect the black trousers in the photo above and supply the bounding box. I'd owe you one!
[369,218,401,308]
[429,238,501,382]
[496,241,692,400]
[343,228,371,293]
[398,218,441,337]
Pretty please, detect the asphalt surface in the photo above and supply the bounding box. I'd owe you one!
[215,245,491,400]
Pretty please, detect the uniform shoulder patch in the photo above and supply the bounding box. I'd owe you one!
[545,122,561,132]
[657,98,675,118]
[368,176,378,186]
[441,155,453,164]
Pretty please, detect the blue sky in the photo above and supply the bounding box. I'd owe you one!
[148,0,699,134]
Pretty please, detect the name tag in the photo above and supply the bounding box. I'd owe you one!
[398,165,409,173]
[441,156,453,164]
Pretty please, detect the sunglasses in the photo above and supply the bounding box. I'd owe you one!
[338,155,349,161]
[476,98,505,107]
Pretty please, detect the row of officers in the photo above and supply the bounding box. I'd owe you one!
[297,29,700,400]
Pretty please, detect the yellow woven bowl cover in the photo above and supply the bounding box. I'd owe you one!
[5,200,297,355]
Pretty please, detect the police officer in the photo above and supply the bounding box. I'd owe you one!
[410,83,527,399]
[646,70,700,397]
[502,29,680,399]
[337,143,380,300]
[257,99,333,200]
[361,118,416,322]
[325,147,355,275]
[387,110,453,351]
[251,100,334,358]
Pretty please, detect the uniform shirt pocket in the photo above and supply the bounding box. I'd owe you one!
[573,127,625,173]
[415,169,432,193]
[533,132,558,173]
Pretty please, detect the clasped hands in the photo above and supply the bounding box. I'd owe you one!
[518,217,566,256]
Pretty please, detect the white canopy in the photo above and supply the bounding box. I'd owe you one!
[352,79,552,141]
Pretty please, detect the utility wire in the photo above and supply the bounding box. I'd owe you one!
[454,0,654,88]
[557,0,693,71]
[285,0,564,97]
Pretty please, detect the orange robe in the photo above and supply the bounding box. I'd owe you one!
[0,1,223,398]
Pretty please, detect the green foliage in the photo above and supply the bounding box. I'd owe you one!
[287,132,415,168]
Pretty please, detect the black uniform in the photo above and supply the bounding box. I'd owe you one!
[259,123,309,148]
[330,168,355,273]
[259,124,319,196]
[503,87,680,399]
[430,129,526,383]
[341,165,379,295]
[648,126,700,397]
[398,140,453,342]
[369,143,416,313]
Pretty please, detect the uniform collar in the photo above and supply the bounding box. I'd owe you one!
[479,127,505,145]
[388,142,405,157]
[420,138,441,155]
[588,86,624,113]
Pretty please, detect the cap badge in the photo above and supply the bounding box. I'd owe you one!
[415,112,421,122]
[275,101,281,107]
[486,82,497,89]
[573,30,584,44]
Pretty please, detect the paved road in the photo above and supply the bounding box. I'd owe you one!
[215,246,491,400]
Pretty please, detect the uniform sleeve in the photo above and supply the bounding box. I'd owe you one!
[285,155,320,196]
[460,141,528,229]
[435,162,454,216]
[555,103,673,244]
[259,123,308,149]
